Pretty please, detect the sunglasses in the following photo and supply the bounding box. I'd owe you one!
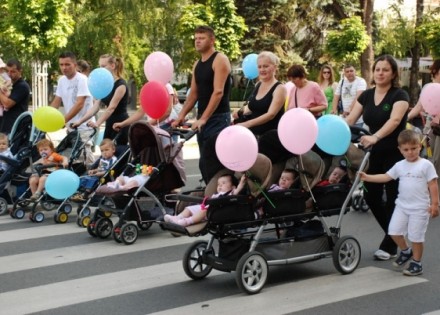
[322,71,331,74]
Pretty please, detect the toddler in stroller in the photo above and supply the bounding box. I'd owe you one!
[164,174,247,226]
[71,138,117,202]
[0,133,13,174]
[29,138,68,200]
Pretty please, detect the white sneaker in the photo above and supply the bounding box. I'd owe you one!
[374,249,397,261]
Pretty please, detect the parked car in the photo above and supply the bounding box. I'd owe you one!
[177,87,188,103]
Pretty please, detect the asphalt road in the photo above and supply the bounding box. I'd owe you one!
[1,150,440,314]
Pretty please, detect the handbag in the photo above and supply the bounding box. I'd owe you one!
[233,82,261,124]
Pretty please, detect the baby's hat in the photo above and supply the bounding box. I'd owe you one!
[0,58,6,68]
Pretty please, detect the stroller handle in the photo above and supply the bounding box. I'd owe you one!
[168,126,198,142]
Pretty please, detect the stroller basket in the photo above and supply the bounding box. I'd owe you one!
[207,195,256,225]
[312,183,351,211]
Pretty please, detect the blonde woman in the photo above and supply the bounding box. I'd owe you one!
[73,54,129,145]
[233,51,286,137]
[318,65,338,115]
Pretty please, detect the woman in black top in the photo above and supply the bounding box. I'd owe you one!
[233,51,286,137]
[74,54,129,145]
[346,55,410,261]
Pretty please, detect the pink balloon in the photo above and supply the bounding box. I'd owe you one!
[139,81,169,119]
[277,108,318,155]
[215,126,258,172]
[420,83,440,116]
[144,51,174,85]
[284,81,294,96]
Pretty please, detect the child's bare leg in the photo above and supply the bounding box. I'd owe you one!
[177,208,191,218]
[411,242,423,261]
[37,176,47,194]
[190,210,207,224]
[29,175,39,195]
[391,235,409,251]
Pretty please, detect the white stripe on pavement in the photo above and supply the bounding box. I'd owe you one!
[149,267,427,315]
[0,232,205,274]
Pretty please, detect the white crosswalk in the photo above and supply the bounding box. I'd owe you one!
[0,214,433,315]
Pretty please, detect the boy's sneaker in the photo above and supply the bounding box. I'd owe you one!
[374,249,397,261]
[393,249,413,267]
[403,261,423,276]
[70,193,86,202]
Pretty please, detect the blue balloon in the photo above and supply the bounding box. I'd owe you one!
[242,53,259,79]
[316,115,351,155]
[88,68,114,99]
[45,170,80,200]
[95,130,104,146]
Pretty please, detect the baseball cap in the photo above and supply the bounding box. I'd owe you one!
[0,58,6,68]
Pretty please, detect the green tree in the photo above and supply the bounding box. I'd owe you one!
[325,16,370,64]
[178,0,247,72]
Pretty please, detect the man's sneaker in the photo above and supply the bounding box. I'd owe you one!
[403,261,423,276]
[374,249,397,261]
[393,249,413,267]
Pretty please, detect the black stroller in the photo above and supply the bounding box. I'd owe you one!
[86,122,196,244]
[161,127,370,294]
[0,112,43,215]
[10,128,96,223]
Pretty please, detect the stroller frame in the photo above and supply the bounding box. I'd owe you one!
[162,127,370,294]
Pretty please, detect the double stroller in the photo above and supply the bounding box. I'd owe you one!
[161,127,370,294]
[85,122,195,244]
[10,128,96,223]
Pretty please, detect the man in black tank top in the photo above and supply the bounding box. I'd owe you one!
[173,25,232,183]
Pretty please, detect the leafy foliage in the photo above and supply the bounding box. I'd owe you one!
[326,16,370,63]
[417,18,440,59]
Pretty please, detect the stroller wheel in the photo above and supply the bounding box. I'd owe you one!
[13,208,26,220]
[55,212,69,224]
[360,199,369,212]
[40,200,57,211]
[76,205,83,216]
[183,241,213,280]
[61,203,73,214]
[76,216,82,227]
[235,251,268,295]
[332,235,361,274]
[80,207,92,217]
[0,197,8,215]
[137,221,153,231]
[112,225,122,243]
[33,211,45,223]
[81,215,91,228]
[87,221,97,237]
[95,217,113,239]
[352,195,361,211]
[120,223,138,245]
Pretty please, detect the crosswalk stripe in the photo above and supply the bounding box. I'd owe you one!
[0,232,205,274]
[148,266,427,315]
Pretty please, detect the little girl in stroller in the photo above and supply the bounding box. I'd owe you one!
[164,173,247,226]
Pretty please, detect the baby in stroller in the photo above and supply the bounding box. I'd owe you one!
[0,133,13,174]
[164,174,247,227]
[71,139,117,202]
[106,164,154,190]
[29,139,68,200]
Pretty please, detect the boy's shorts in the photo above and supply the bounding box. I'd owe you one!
[388,206,430,243]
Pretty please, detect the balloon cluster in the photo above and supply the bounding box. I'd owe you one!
[215,110,352,172]
[140,52,174,119]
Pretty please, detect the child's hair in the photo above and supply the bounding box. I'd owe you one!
[218,173,238,187]
[100,138,116,150]
[398,129,421,146]
[0,133,9,144]
[36,138,55,151]
[282,168,298,179]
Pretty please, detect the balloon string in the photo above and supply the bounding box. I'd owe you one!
[246,171,276,208]
[242,79,251,101]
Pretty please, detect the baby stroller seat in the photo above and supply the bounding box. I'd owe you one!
[161,153,273,236]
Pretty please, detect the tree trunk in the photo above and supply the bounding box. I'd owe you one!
[359,0,374,87]
[409,0,424,107]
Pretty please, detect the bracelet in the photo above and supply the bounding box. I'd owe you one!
[373,134,381,141]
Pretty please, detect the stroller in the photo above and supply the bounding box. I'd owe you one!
[161,126,369,294]
[74,143,131,228]
[0,112,43,215]
[85,122,196,244]
[9,128,96,223]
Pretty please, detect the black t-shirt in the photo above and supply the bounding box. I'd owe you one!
[194,51,231,116]
[247,81,284,136]
[0,78,30,134]
[101,78,129,118]
[358,87,410,151]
